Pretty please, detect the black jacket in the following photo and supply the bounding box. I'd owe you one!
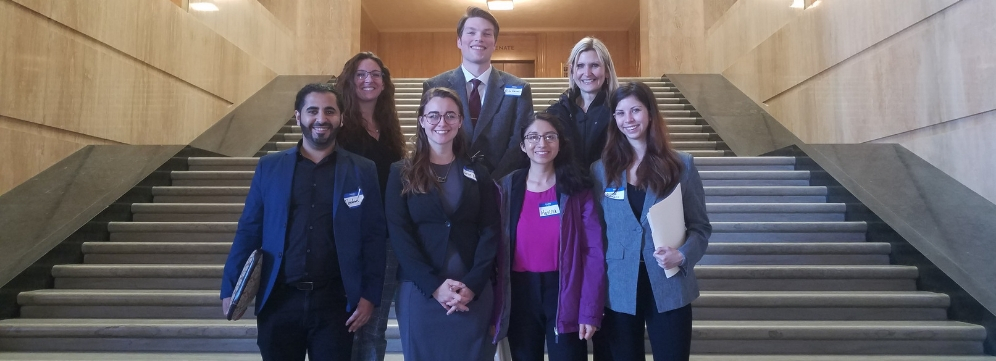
[384,160,500,298]
[545,89,611,168]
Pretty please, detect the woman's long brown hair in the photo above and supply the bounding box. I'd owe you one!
[400,87,469,195]
[602,82,683,195]
[335,52,405,159]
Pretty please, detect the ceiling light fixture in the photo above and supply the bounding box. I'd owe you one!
[189,2,220,11]
[487,0,514,11]
[790,0,821,9]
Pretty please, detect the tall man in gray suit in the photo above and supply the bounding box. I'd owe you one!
[423,6,534,178]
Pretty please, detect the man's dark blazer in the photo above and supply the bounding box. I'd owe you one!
[221,146,387,315]
[423,67,533,178]
[384,160,500,298]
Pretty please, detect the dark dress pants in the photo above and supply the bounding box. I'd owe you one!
[592,263,693,361]
[507,271,588,361]
[256,284,353,361]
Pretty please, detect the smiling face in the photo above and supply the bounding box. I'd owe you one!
[457,17,496,66]
[573,50,605,96]
[353,58,384,103]
[419,96,463,148]
[520,119,560,167]
[613,95,650,143]
[295,91,341,150]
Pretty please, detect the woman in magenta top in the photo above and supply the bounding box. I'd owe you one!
[496,112,606,361]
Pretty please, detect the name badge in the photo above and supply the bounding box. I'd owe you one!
[539,201,561,218]
[504,85,523,97]
[344,188,364,208]
[604,187,625,200]
[463,167,477,181]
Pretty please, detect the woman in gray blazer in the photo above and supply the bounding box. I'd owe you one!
[590,82,711,361]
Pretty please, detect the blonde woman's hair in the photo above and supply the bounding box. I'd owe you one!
[567,37,619,94]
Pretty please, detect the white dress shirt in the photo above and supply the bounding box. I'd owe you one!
[461,65,493,107]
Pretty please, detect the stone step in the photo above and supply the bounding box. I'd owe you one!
[132,202,844,223]
[82,242,231,264]
[387,109,700,118]
[185,154,797,173]
[168,169,806,187]
[696,265,918,292]
[149,185,826,203]
[104,221,861,243]
[0,353,993,361]
[710,221,866,243]
[16,290,946,321]
[393,91,684,99]
[269,140,722,152]
[49,265,917,291]
[274,131,719,143]
[700,242,890,265]
[0,319,982,354]
[82,240,888,266]
[259,149,732,158]
[391,96,686,105]
[707,203,845,222]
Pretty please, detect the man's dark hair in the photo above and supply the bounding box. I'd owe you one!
[294,83,342,112]
[457,6,500,40]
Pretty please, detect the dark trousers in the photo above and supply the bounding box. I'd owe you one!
[257,284,353,361]
[592,263,693,361]
[507,271,587,361]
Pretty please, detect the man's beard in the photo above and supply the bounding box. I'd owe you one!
[301,121,338,150]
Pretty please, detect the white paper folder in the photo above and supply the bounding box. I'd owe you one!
[646,183,685,278]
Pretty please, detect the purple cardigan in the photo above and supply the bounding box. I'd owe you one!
[495,170,606,337]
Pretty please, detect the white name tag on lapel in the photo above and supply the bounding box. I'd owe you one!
[539,201,561,217]
[344,188,364,208]
[503,85,523,97]
[604,187,625,200]
[463,167,477,181]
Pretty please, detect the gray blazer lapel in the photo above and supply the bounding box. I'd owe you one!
[640,185,661,226]
[474,68,506,141]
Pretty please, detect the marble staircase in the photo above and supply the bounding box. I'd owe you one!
[0,77,992,360]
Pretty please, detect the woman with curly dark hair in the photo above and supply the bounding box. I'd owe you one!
[335,52,405,361]
[335,52,406,195]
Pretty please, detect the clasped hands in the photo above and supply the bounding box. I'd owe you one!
[433,279,475,315]
[653,246,684,270]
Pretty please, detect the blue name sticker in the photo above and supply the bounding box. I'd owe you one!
[539,201,561,218]
[463,167,477,181]
[604,187,625,200]
[344,188,364,208]
[503,85,523,97]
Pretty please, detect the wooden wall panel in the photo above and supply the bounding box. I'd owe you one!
[257,0,299,31]
[704,0,801,73]
[360,6,379,54]
[295,0,362,75]
[379,31,635,78]
[641,0,708,75]
[703,0,738,33]
[0,115,118,195]
[182,0,296,75]
[763,0,996,143]
[722,0,957,103]
[12,0,277,104]
[0,0,232,145]
[872,110,996,205]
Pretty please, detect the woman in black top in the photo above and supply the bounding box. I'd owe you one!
[335,52,405,361]
[336,52,406,195]
[545,37,620,168]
